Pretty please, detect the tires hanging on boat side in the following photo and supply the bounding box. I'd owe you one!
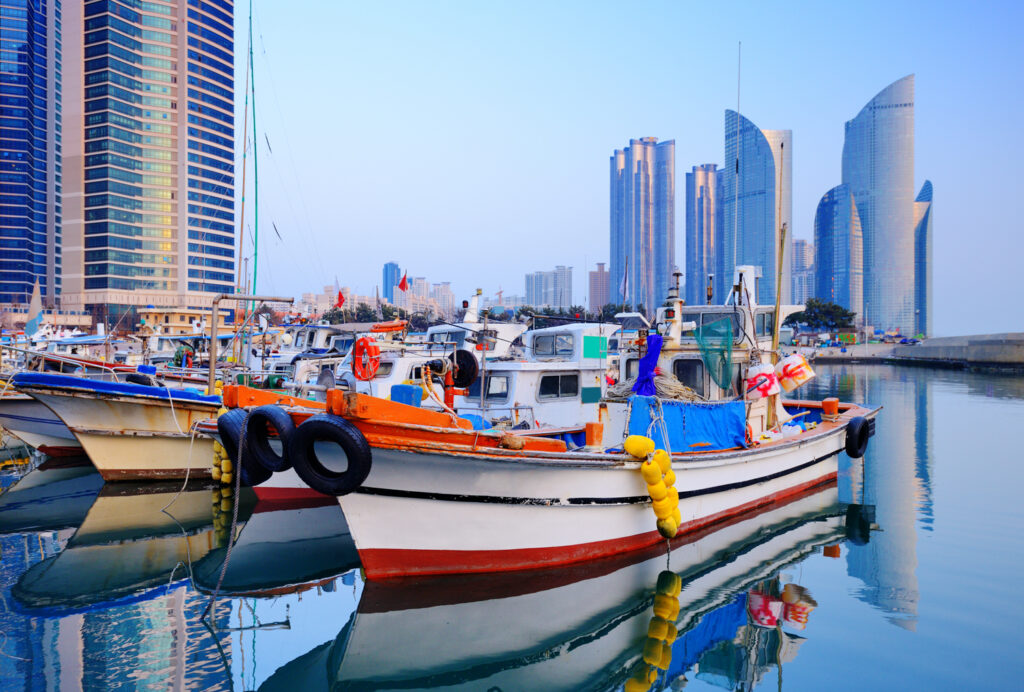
[845,416,871,458]
[242,405,296,472]
[217,408,272,486]
[287,414,372,496]
[449,349,479,388]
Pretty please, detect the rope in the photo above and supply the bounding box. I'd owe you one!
[606,375,703,402]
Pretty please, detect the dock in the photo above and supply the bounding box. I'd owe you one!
[809,333,1024,373]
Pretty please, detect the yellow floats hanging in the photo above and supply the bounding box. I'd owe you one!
[627,437,681,539]
[626,570,683,691]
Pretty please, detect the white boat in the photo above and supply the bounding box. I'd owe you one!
[0,457,103,535]
[0,390,83,455]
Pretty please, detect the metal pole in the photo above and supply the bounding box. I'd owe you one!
[208,293,294,392]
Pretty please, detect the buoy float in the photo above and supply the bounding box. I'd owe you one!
[626,435,680,539]
[629,570,683,691]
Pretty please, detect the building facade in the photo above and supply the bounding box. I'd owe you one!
[913,180,933,336]
[718,111,791,307]
[609,137,674,311]
[382,261,399,302]
[61,0,235,322]
[841,75,915,334]
[790,238,814,304]
[0,0,61,306]
[684,164,718,305]
[588,262,609,311]
[813,184,863,316]
[525,266,572,309]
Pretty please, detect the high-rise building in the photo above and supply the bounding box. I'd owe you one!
[609,137,674,311]
[913,180,933,336]
[790,238,814,304]
[0,0,61,306]
[718,111,791,306]
[382,261,400,302]
[525,266,572,309]
[685,164,718,305]
[842,75,915,333]
[588,262,609,312]
[61,0,235,321]
[813,184,863,315]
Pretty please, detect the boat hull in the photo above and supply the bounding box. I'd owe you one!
[338,419,858,579]
[0,393,82,454]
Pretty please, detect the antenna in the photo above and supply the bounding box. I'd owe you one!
[732,41,741,287]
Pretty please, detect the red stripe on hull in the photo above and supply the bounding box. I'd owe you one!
[252,486,335,512]
[37,445,84,457]
[360,470,839,580]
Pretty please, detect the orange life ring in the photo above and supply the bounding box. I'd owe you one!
[370,319,408,333]
[352,336,380,381]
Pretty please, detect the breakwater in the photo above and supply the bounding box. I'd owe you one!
[810,333,1024,372]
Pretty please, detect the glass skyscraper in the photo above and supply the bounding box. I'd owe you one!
[0,0,61,305]
[718,110,791,306]
[382,260,399,302]
[62,0,234,321]
[684,163,717,305]
[841,75,915,334]
[609,137,674,311]
[813,183,863,316]
[913,180,932,336]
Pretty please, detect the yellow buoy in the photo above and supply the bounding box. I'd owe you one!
[652,496,675,519]
[653,449,671,473]
[219,498,232,512]
[217,407,229,416]
[657,642,672,670]
[624,678,649,692]
[656,517,678,539]
[220,458,233,473]
[624,435,655,459]
[664,622,678,644]
[647,617,669,640]
[640,460,662,485]
[646,479,668,501]
[657,571,682,596]
[662,468,676,487]
[211,466,221,481]
[672,507,682,526]
[642,637,662,665]
[653,594,675,620]
[221,472,232,485]
[667,486,679,505]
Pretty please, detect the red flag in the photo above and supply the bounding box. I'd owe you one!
[336,290,345,308]
[398,273,408,292]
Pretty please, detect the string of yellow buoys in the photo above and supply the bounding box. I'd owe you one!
[208,379,233,485]
[625,435,681,539]
[625,570,683,691]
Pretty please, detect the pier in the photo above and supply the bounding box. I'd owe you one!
[810,333,1024,372]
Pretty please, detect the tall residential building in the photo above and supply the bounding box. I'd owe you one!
[525,266,572,309]
[718,111,792,306]
[814,184,863,315]
[62,0,235,322]
[684,164,718,305]
[0,0,61,306]
[382,261,400,302]
[913,180,933,336]
[790,238,814,304]
[609,137,674,311]
[588,262,609,311]
[841,75,915,333]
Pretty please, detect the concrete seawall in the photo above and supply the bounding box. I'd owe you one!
[808,333,1024,372]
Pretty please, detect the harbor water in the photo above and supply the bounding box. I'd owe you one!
[0,364,1021,690]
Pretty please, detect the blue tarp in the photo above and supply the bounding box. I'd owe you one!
[668,594,749,676]
[627,395,747,452]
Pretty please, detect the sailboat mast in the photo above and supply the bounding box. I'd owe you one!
[248,2,260,301]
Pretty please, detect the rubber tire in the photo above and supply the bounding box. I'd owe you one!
[125,372,156,387]
[845,416,870,458]
[243,405,295,472]
[288,414,372,496]
[449,349,479,389]
[217,408,272,486]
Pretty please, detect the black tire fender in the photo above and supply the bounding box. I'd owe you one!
[449,349,479,388]
[287,414,372,496]
[125,373,156,387]
[242,405,295,472]
[845,416,870,458]
[217,408,272,486]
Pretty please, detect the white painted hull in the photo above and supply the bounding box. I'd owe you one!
[0,394,82,453]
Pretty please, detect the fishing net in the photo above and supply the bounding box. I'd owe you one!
[695,317,734,392]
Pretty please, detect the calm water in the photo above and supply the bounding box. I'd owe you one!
[0,364,1021,691]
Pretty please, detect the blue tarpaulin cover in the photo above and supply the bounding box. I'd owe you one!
[627,395,747,452]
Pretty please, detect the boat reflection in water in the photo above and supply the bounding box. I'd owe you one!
[261,479,875,691]
[0,457,102,536]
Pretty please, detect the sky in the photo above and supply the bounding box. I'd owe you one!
[233,1,1024,336]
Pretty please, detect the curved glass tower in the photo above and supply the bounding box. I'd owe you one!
[685,164,717,305]
[842,75,915,333]
[814,184,863,316]
[913,180,933,336]
[718,110,791,306]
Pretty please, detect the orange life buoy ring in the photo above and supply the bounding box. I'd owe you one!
[370,319,408,333]
[352,336,380,381]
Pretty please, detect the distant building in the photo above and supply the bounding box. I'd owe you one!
[610,138,675,310]
[589,263,610,311]
[0,1,61,306]
[842,75,916,333]
[137,306,229,336]
[382,262,400,302]
[718,111,792,306]
[525,266,572,309]
[685,164,719,305]
[430,282,456,318]
[913,181,933,336]
[790,238,814,304]
[813,184,863,316]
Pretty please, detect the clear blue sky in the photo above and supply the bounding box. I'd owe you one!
[235,1,1023,335]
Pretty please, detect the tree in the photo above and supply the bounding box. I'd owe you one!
[380,303,399,320]
[783,298,856,331]
[355,302,376,322]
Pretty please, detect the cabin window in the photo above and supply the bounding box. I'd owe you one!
[430,331,466,349]
[756,312,775,336]
[466,328,498,351]
[371,362,393,379]
[625,357,638,380]
[672,359,706,397]
[466,374,510,402]
[538,373,579,399]
[534,333,574,357]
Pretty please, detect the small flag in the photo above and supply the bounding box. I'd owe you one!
[398,273,408,292]
[334,276,345,308]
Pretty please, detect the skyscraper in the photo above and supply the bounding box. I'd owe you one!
[382,261,400,302]
[588,262,609,312]
[685,164,718,305]
[525,266,572,309]
[62,0,235,321]
[790,238,814,305]
[814,184,863,315]
[718,111,791,306]
[913,180,933,336]
[842,75,915,333]
[609,137,674,311]
[0,0,61,306]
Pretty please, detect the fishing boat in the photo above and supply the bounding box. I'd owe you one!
[0,390,83,455]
